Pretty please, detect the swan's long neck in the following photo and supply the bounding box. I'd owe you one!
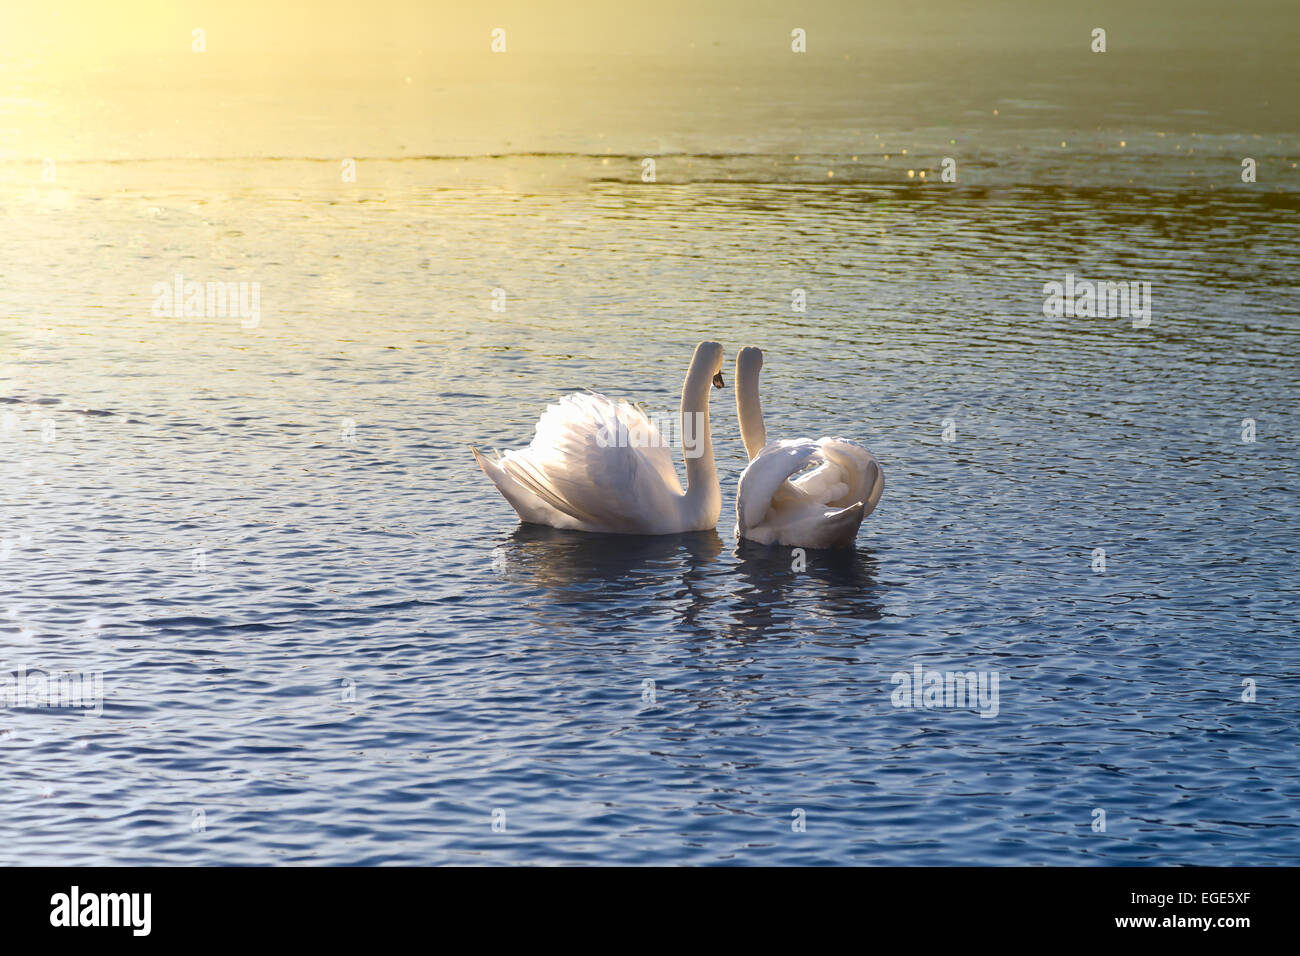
[736,348,767,460]
[680,350,720,520]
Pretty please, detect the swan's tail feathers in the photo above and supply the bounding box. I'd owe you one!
[499,452,591,526]
[473,445,573,527]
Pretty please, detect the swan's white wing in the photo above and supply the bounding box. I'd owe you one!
[499,392,684,532]
[736,437,881,548]
[810,437,884,514]
[532,393,681,489]
[789,459,849,504]
[736,439,820,534]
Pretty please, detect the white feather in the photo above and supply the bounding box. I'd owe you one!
[733,349,884,549]
[474,343,725,535]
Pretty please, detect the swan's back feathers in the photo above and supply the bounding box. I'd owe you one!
[494,392,686,533]
[800,437,885,516]
[735,436,884,548]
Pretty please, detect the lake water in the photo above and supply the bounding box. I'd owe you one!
[2,36,1298,864]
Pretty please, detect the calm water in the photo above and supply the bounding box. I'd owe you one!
[3,128,1299,862]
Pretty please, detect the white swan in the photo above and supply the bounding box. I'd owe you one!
[733,346,884,549]
[473,341,726,534]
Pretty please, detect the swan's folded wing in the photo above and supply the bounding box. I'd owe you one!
[736,439,821,534]
[511,393,683,531]
[811,437,884,514]
[789,459,848,504]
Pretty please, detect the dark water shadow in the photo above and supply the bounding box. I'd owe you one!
[495,523,723,596]
[491,524,885,645]
[726,538,885,641]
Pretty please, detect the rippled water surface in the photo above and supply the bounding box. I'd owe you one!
[2,145,1299,864]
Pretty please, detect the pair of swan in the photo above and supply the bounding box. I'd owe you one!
[472,342,884,549]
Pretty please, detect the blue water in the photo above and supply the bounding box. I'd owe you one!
[2,151,1298,864]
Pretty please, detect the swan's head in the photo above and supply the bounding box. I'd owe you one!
[693,340,726,388]
[737,346,763,379]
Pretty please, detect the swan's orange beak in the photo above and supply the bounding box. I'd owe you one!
[712,372,725,389]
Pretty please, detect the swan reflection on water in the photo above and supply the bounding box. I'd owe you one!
[490,523,884,642]
[493,524,724,592]
[728,538,884,640]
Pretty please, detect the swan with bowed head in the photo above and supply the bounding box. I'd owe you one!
[472,341,726,534]
[733,346,884,549]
